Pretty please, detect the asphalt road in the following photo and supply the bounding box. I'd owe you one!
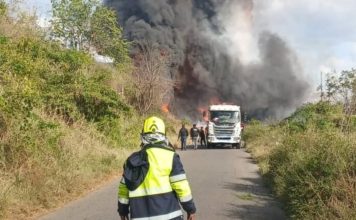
[39,148,285,220]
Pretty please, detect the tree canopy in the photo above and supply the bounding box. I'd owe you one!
[50,0,128,63]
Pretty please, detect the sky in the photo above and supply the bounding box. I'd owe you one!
[22,0,356,92]
[253,0,356,82]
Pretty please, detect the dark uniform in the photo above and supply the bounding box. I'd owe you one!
[178,126,189,151]
[199,127,207,147]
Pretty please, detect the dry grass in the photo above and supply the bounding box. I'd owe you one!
[0,110,181,220]
[0,3,179,219]
[0,111,133,220]
[244,124,284,175]
[244,121,356,219]
[326,171,356,219]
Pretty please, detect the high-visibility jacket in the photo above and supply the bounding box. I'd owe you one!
[118,145,196,220]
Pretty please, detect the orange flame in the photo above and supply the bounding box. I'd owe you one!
[161,104,170,113]
[197,97,238,122]
[197,107,209,122]
[202,110,209,122]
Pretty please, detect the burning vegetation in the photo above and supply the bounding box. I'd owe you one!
[161,104,170,113]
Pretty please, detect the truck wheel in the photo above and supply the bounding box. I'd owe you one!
[233,143,241,149]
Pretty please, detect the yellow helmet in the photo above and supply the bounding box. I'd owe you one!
[142,116,166,135]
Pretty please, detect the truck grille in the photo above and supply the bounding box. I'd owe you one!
[214,127,234,137]
[216,137,231,140]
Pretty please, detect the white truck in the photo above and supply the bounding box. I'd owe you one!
[206,104,242,149]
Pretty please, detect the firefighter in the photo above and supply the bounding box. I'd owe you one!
[190,124,199,150]
[178,124,189,151]
[118,116,196,220]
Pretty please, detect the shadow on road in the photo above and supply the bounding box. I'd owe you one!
[179,145,240,151]
[224,203,286,220]
[223,178,286,220]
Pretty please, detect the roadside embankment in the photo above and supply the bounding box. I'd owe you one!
[0,37,139,220]
[0,29,181,220]
[244,102,356,219]
[0,8,143,219]
[0,2,184,219]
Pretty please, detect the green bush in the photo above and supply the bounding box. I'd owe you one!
[268,130,355,219]
[74,74,130,122]
[283,102,343,132]
[242,119,270,142]
[0,18,142,219]
[245,102,356,219]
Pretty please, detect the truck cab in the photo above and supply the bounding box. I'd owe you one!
[207,104,242,149]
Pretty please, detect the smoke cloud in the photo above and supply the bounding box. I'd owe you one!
[105,0,310,119]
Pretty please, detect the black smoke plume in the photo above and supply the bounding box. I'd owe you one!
[105,0,309,119]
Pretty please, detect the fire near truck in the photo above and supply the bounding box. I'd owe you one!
[206,104,242,149]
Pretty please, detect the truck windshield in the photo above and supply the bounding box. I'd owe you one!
[210,111,240,123]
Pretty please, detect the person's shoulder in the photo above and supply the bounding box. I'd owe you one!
[173,152,182,159]
[127,148,145,158]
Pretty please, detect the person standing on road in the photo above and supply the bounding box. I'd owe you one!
[190,124,199,150]
[178,124,189,151]
[118,116,196,220]
[199,126,207,148]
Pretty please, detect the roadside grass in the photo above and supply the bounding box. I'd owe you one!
[0,8,143,219]
[0,2,184,219]
[0,111,139,220]
[244,103,356,219]
[244,120,284,176]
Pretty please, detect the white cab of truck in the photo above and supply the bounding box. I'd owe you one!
[207,104,242,149]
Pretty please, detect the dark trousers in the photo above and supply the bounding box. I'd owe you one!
[181,137,187,150]
[200,136,206,147]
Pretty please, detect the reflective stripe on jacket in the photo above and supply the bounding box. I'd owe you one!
[118,146,196,220]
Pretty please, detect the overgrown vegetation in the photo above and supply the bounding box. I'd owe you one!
[244,99,356,218]
[0,1,179,219]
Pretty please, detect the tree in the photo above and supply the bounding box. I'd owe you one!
[325,72,339,102]
[326,69,356,113]
[326,69,355,105]
[50,0,127,63]
[90,6,128,63]
[51,0,96,50]
[128,44,174,114]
